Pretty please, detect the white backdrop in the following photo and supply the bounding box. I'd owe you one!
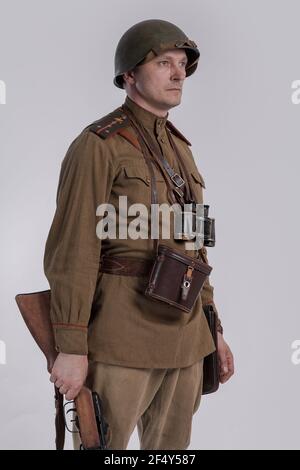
[0,0,299,450]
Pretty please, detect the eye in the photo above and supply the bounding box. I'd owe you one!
[159,60,169,66]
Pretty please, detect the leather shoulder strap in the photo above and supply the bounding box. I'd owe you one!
[166,120,191,146]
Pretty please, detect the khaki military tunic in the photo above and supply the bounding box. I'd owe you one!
[43,95,220,368]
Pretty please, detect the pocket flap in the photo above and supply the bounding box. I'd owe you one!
[123,166,150,185]
[191,171,206,188]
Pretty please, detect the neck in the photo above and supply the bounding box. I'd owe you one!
[125,92,168,118]
[123,95,169,133]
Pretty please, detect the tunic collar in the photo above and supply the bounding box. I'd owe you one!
[123,95,169,136]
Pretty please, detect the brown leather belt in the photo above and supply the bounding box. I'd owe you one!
[100,255,154,277]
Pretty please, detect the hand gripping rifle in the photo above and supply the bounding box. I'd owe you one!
[15,289,109,450]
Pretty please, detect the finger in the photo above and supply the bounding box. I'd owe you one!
[65,391,74,401]
[220,369,230,383]
[220,374,229,384]
[227,356,235,375]
[219,358,229,375]
[49,374,56,383]
[55,380,64,389]
[59,385,69,395]
[65,388,79,401]
[66,384,83,401]
[222,364,229,375]
[221,370,233,383]
[226,349,234,372]
[220,362,234,383]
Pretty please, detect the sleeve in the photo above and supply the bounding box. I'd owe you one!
[199,246,224,334]
[43,130,115,354]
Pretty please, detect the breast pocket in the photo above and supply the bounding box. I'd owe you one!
[117,164,175,208]
[124,166,151,185]
[190,170,206,204]
[121,165,151,206]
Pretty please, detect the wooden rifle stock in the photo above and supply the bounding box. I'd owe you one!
[15,289,105,450]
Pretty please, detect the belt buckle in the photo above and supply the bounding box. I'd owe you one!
[171,173,185,188]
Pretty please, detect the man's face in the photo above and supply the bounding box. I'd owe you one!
[127,49,188,113]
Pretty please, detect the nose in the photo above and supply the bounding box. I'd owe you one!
[170,63,186,82]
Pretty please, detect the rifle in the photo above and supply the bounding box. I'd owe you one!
[15,289,109,450]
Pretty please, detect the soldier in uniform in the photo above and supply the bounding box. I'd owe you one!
[44,19,234,450]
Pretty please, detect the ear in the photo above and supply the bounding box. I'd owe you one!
[123,70,136,85]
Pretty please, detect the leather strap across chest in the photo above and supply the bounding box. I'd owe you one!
[121,105,196,207]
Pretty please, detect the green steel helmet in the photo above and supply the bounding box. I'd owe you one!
[114,19,200,89]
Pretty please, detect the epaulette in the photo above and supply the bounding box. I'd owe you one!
[87,107,130,139]
[86,107,141,151]
[166,120,191,146]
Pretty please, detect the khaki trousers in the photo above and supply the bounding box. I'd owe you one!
[73,358,204,450]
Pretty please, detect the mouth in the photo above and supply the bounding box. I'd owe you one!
[167,88,182,92]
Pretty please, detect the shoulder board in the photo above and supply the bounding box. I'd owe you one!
[166,120,191,146]
[86,107,130,139]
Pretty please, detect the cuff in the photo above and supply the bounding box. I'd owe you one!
[52,324,88,355]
